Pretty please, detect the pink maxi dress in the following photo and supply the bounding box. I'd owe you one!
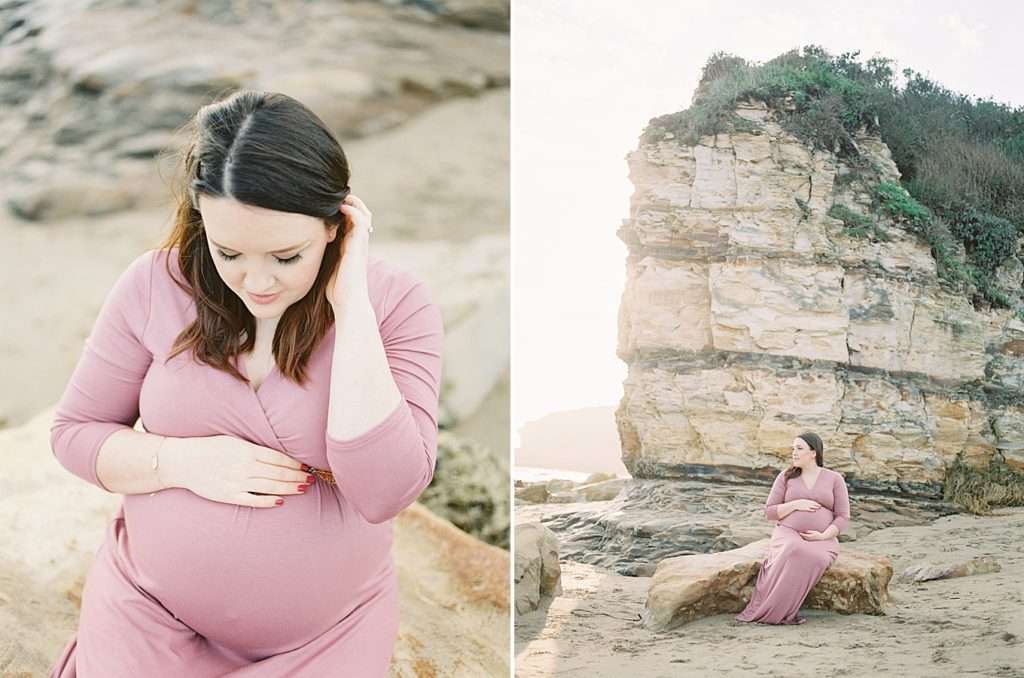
[735,467,851,624]
[48,246,444,676]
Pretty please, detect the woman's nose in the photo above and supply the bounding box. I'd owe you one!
[244,270,276,292]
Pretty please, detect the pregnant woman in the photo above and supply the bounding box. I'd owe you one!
[735,432,851,625]
[48,90,444,676]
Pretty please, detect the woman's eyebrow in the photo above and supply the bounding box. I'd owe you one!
[209,238,310,254]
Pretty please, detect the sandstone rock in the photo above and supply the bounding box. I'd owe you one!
[7,172,139,221]
[898,556,1001,583]
[1,0,509,222]
[547,478,628,503]
[391,503,509,677]
[546,479,577,493]
[421,0,511,31]
[514,482,551,503]
[617,102,1023,494]
[642,538,893,631]
[515,522,563,614]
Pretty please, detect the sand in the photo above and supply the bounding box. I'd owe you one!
[515,507,1024,677]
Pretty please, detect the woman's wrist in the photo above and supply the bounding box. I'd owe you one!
[155,436,184,490]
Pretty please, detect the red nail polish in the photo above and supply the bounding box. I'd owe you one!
[306,475,315,483]
[275,498,284,506]
[298,484,308,493]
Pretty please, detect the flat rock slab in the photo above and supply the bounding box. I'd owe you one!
[899,556,1002,583]
[531,478,955,576]
[643,537,893,632]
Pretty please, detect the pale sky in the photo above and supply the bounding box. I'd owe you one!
[510,0,1024,447]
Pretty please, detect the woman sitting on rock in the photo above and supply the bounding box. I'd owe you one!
[735,431,851,625]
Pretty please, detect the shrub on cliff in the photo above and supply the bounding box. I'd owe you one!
[642,45,1024,311]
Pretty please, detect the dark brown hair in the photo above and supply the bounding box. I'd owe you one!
[784,431,824,480]
[155,89,351,387]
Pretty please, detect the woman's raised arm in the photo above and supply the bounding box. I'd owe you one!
[325,270,444,524]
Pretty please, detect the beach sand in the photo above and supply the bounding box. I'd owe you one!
[515,507,1024,677]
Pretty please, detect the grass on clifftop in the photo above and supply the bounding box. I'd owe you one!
[643,46,1024,313]
[944,454,1024,515]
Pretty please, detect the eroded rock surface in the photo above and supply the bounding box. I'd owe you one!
[617,99,1024,493]
[642,537,893,631]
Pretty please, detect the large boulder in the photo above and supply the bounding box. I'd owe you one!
[642,537,893,631]
[514,522,562,614]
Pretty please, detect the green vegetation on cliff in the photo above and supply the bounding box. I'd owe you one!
[644,46,1024,314]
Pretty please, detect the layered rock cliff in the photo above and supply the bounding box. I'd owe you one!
[615,99,1024,497]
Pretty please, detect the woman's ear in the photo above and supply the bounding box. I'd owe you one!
[327,223,340,243]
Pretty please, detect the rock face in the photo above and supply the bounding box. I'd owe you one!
[616,99,1024,496]
[642,537,893,631]
[514,522,563,614]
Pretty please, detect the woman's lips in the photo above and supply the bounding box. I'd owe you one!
[248,291,280,304]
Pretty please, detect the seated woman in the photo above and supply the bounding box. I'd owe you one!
[735,431,851,625]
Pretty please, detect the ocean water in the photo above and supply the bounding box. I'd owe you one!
[513,466,608,483]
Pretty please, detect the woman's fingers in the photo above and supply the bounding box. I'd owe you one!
[255,446,305,470]
[246,478,308,495]
[345,194,371,215]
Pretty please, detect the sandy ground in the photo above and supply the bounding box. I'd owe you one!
[515,507,1024,678]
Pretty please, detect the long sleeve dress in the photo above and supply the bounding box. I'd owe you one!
[735,466,850,625]
[47,246,444,677]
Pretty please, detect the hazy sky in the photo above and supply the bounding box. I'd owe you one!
[511,0,1024,446]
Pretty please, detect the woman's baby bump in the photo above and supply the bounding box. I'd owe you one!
[778,502,835,534]
[122,486,391,655]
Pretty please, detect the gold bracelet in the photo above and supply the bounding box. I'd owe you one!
[306,465,336,485]
[150,437,168,496]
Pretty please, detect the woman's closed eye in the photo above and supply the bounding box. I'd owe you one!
[216,250,303,265]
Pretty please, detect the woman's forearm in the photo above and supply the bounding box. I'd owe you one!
[94,428,177,494]
[326,285,402,441]
[768,501,795,520]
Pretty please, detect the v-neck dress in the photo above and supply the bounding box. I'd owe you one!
[735,467,851,625]
[47,246,444,676]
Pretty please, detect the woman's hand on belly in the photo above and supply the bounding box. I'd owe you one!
[778,506,834,534]
[790,499,823,512]
[161,435,314,508]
